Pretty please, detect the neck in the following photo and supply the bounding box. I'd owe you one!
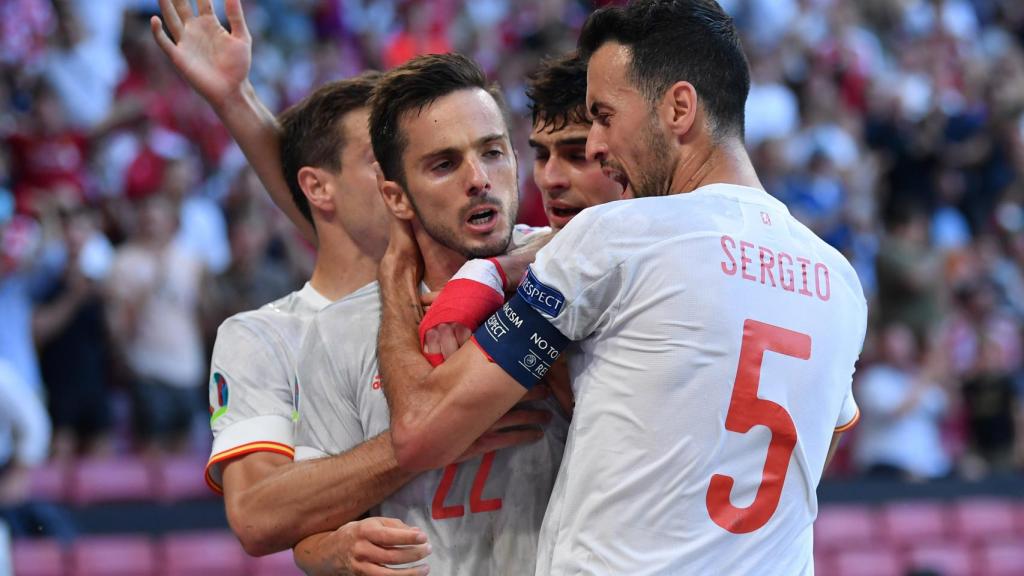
[308,219,379,301]
[413,221,466,290]
[670,137,763,195]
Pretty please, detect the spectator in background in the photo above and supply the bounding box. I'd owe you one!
[876,203,944,342]
[163,155,231,275]
[105,194,205,454]
[34,202,115,460]
[960,335,1020,474]
[854,323,952,481]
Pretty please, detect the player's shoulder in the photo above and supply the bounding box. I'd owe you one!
[308,281,382,342]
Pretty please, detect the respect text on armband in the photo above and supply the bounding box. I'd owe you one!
[474,294,570,389]
[518,268,565,318]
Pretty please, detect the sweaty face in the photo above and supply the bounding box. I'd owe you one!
[400,88,518,258]
[331,108,391,258]
[586,42,676,199]
[529,121,624,230]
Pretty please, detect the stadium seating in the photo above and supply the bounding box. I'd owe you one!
[905,542,973,576]
[978,540,1024,576]
[70,535,157,576]
[951,498,1018,543]
[29,460,67,503]
[832,547,904,576]
[162,531,248,576]
[155,455,215,503]
[880,501,949,547]
[70,457,155,505]
[814,505,879,551]
[12,539,65,576]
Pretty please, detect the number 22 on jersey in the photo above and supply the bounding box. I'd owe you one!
[706,319,811,534]
[432,451,502,519]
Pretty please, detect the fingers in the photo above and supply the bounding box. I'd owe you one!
[196,0,215,16]
[490,408,552,431]
[150,16,179,59]
[157,0,184,40]
[420,291,440,307]
[437,325,461,359]
[169,0,194,30]
[354,541,431,568]
[360,519,428,547]
[454,324,472,347]
[423,329,440,356]
[225,0,251,41]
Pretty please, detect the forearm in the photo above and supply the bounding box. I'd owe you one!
[377,267,438,425]
[293,532,332,576]
[229,433,414,553]
[213,82,316,244]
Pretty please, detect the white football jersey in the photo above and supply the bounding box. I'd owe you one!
[521,184,866,575]
[295,281,568,576]
[205,283,331,492]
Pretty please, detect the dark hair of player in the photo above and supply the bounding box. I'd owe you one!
[368,53,507,187]
[278,71,382,227]
[526,52,590,132]
[578,0,750,140]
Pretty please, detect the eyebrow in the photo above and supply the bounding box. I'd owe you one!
[420,133,507,162]
[528,136,588,150]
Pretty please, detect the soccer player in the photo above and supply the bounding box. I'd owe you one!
[526,52,626,230]
[375,1,869,574]
[294,54,570,576]
[151,2,533,572]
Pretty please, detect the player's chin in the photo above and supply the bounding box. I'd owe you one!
[461,230,512,259]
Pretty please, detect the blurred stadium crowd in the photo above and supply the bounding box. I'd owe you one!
[1,0,1024,551]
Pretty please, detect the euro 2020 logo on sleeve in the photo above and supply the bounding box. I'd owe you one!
[518,268,565,317]
[210,372,229,423]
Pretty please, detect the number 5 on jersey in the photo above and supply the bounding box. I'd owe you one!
[706,319,811,534]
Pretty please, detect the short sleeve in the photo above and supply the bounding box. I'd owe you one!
[204,318,296,493]
[835,388,859,432]
[523,208,627,341]
[293,314,365,460]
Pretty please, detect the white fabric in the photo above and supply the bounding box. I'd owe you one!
[526,184,868,576]
[0,360,50,468]
[176,195,231,275]
[295,281,568,576]
[450,258,504,295]
[852,366,950,478]
[206,283,330,486]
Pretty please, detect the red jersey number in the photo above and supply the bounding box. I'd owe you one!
[706,319,811,534]
[432,451,502,519]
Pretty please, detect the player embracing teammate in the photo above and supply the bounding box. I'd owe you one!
[155,0,866,574]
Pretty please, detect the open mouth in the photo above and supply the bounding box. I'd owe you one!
[550,205,583,219]
[466,206,499,230]
[602,165,631,195]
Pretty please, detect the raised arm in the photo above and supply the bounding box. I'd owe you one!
[150,0,315,243]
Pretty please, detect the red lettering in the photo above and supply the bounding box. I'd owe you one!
[796,257,813,297]
[721,235,738,276]
[778,253,795,292]
[758,247,776,288]
[740,241,756,281]
[815,264,831,301]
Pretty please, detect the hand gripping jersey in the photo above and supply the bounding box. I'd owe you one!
[474,184,867,575]
[204,283,331,492]
[295,255,568,573]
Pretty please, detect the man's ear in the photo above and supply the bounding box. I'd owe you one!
[375,162,415,220]
[298,166,335,216]
[660,80,698,139]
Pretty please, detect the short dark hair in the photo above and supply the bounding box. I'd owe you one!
[278,71,382,226]
[526,52,590,132]
[369,53,507,185]
[578,0,750,140]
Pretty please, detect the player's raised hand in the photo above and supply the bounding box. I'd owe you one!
[314,517,431,576]
[150,0,252,109]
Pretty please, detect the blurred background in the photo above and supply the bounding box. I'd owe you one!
[1,0,1023,575]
